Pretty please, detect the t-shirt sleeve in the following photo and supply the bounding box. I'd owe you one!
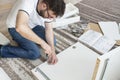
[19,0,35,15]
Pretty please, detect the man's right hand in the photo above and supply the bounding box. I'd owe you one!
[40,41,52,55]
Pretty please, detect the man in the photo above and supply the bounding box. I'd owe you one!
[0,0,65,64]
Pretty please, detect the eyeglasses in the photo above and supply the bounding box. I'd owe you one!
[46,7,57,19]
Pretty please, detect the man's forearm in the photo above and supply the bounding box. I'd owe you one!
[45,23,55,52]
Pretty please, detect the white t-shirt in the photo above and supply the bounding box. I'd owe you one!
[6,0,51,29]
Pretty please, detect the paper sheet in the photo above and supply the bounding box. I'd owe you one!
[92,36,116,53]
[78,30,102,46]
[98,22,120,40]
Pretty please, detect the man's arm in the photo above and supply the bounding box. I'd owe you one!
[45,22,58,64]
[45,23,55,51]
[16,11,52,55]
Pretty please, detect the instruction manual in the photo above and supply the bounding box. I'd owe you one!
[78,30,116,54]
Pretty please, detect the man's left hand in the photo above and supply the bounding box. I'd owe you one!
[47,51,58,65]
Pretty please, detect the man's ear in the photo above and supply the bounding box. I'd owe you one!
[41,2,47,10]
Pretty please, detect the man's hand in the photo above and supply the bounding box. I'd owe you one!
[41,42,58,64]
[40,41,52,55]
[47,51,58,64]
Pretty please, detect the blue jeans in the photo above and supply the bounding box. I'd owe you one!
[0,25,56,60]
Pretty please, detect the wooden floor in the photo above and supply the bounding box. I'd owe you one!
[0,0,120,80]
[76,0,120,23]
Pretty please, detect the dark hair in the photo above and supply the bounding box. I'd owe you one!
[42,0,66,17]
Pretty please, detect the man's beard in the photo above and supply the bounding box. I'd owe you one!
[37,9,46,18]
